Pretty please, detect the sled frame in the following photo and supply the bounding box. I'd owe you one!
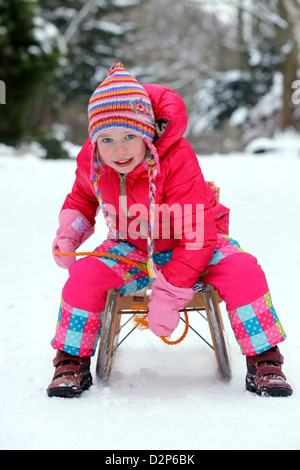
[96,284,231,382]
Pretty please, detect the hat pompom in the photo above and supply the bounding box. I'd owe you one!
[107,62,124,76]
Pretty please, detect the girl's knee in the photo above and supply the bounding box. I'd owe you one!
[68,257,122,284]
[204,253,268,308]
[62,257,123,311]
[224,252,261,274]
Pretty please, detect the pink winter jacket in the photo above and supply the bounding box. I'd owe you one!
[61,84,230,288]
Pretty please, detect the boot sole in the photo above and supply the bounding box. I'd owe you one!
[47,373,93,398]
[246,377,293,397]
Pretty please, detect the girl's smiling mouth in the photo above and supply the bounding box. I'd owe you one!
[114,157,134,167]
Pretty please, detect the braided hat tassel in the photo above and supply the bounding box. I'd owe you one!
[145,147,158,279]
[93,172,119,239]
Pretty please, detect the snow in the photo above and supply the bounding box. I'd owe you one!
[1,134,300,450]
[32,16,61,56]
[247,71,283,123]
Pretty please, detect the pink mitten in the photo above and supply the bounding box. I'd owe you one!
[52,209,94,269]
[147,270,195,336]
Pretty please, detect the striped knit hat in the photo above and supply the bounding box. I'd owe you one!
[88,63,159,278]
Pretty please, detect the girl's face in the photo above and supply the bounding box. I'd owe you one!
[97,130,147,174]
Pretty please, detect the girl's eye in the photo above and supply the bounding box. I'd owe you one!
[102,137,112,143]
[125,134,135,140]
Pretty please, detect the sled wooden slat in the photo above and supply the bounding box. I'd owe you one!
[117,288,222,310]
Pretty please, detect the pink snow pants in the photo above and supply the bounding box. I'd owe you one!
[51,234,286,357]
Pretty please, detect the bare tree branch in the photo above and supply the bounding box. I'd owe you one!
[187,0,288,28]
[64,0,97,46]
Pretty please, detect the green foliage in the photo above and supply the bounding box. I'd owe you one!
[0,0,62,142]
[37,134,69,159]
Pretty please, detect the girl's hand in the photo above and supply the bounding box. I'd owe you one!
[147,270,194,337]
[52,209,94,269]
[52,238,78,269]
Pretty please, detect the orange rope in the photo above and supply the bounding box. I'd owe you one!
[55,248,148,274]
[56,248,189,344]
[131,305,189,345]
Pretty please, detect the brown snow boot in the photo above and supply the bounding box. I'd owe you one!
[47,350,92,398]
[246,346,292,397]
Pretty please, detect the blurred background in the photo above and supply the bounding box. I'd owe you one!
[1,3,300,450]
[1,0,300,157]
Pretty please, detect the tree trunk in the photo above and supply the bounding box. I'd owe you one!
[278,0,299,130]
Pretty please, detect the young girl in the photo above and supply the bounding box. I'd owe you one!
[47,63,292,398]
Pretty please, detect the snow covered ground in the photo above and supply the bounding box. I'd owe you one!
[0,133,300,450]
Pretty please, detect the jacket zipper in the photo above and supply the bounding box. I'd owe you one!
[119,173,131,218]
[118,173,150,241]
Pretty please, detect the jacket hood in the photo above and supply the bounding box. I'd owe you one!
[143,84,188,159]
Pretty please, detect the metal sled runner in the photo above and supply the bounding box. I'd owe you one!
[96,284,231,382]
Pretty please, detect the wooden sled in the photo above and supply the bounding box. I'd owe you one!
[96,284,231,382]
